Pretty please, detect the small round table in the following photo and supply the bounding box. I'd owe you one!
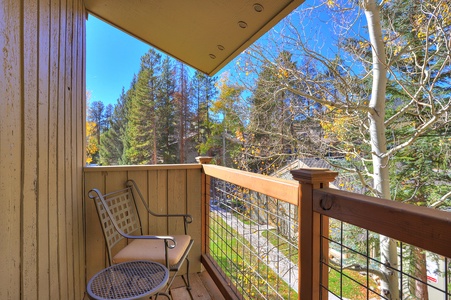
[87,260,169,300]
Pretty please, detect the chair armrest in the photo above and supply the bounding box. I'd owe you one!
[127,234,177,249]
[150,214,192,235]
[126,179,193,234]
[163,214,192,223]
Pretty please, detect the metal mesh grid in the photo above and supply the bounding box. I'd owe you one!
[95,188,141,249]
[320,217,451,299]
[208,178,299,299]
[87,261,168,299]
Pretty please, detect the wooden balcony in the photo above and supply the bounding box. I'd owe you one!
[83,163,451,299]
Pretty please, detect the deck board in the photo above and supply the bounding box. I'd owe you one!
[168,271,225,300]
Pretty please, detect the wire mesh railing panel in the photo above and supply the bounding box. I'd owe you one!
[321,217,451,300]
[208,178,299,299]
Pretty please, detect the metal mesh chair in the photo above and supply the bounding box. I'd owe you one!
[88,179,194,294]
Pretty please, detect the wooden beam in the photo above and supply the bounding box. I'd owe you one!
[201,254,243,300]
[291,168,337,300]
[83,164,201,172]
[313,188,451,259]
[202,165,299,205]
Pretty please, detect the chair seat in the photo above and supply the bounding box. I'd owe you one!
[113,235,192,267]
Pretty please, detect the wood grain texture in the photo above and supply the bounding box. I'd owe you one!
[48,2,61,297]
[0,1,22,298]
[83,166,205,285]
[0,0,86,298]
[38,0,51,298]
[313,188,451,259]
[22,0,39,296]
[187,168,202,271]
[203,164,299,205]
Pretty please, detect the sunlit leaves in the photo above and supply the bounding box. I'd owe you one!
[86,121,99,164]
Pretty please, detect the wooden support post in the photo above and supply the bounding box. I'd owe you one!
[290,168,338,300]
[196,157,213,257]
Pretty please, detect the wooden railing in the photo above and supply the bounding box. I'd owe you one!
[293,168,451,299]
[201,164,300,299]
[83,164,451,299]
[201,165,451,299]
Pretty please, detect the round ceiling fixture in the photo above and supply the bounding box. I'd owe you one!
[209,54,216,59]
[217,45,225,51]
[238,21,248,29]
[253,3,264,12]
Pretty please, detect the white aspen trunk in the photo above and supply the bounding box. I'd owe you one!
[362,0,400,299]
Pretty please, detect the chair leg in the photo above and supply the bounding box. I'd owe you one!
[155,291,172,300]
[164,272,177,294]
[185,258,192,290]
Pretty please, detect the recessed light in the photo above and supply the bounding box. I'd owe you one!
[209,54,216,59]
[217,45,225,51]
[238,21,248,28]
[253,3,264,12]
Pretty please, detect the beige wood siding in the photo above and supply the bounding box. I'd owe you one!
[0,0,86,299]
[83,165,203,281]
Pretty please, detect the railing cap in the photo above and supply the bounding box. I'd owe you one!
[290,168,338,185]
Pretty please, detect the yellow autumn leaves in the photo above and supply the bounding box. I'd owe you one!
[86,121,98,164]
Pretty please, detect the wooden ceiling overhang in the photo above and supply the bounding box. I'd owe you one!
[84,0,304,76]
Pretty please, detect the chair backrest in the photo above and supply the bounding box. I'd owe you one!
[89,186,142,264]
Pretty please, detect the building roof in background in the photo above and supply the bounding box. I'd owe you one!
[272,158,367,194]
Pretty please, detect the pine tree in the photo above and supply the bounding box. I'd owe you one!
[99,88,130,165]
[124,49,162,164]
[88,100,105,146]
[174,62,191,163]
[243,51,305,174]
[156,56,177,163]
[191,71,218,153]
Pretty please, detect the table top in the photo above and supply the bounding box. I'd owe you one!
[87,260,169,300]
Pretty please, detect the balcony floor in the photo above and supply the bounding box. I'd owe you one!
[168,271,225,300]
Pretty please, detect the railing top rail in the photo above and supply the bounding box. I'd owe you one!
[314,188,451,258]
[203,164,299,205]
[83,164,202,172]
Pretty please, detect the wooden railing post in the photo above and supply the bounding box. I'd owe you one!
[196,156,213,258]
[291,168,338,300]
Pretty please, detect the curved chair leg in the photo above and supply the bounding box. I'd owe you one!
[185,258,192,290]
[155,291,172,300]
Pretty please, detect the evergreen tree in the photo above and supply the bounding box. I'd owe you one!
[124,49,162,164]
[191,71,218,153]
[243,51,306,174]
[99,88,130,165]
[241,0,451,296]
[156,56,177,163]
[103,104,114,131]
[174,62,191,163]
[88,100,105,146]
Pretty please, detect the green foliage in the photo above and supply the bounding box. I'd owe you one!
[198,74,244,166]
[99,88,129,165]
[96,50,222,165]
[391,133,451,207]
[209,214,297,299]
[191,71,218,151]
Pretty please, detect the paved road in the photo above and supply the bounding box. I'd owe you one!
[212,207,299,292]
[212,206,349,299]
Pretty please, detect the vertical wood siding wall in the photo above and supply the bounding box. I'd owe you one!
[0,0,85,299]
[83,165,203,281]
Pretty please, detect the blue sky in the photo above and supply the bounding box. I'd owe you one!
[86,15,226,108]
[86,5,337,108]
[86,15,151,107]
